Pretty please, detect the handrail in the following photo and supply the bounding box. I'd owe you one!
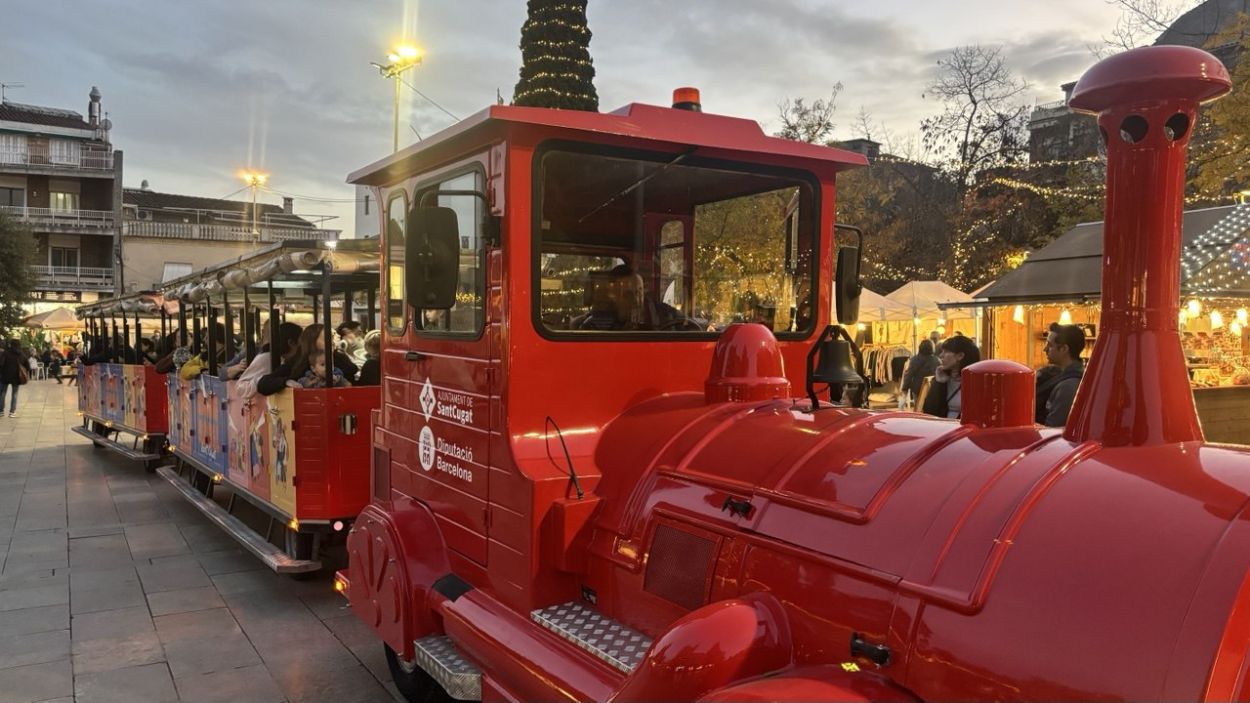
[126,221,340,242]
[0,149,114,170]
[0,206,114,224]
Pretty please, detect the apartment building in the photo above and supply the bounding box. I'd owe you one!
[120,187,341,292]
[0,87,121,313]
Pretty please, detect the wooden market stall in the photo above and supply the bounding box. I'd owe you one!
[969,203,1250,444]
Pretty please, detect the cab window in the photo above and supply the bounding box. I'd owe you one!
[535,146,816,337]
[414,170,485,335]
[385,191,408,335]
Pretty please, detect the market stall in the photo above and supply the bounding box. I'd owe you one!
[969,203,1250,443]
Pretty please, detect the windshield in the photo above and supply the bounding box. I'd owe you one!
[535,147,817,337]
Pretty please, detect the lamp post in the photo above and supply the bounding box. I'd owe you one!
[240,171,269,239]
[371,43,423,153]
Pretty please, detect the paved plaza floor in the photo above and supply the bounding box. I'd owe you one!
[0,380,402,703]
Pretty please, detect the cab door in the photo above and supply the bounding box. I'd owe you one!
[382,158,496,569]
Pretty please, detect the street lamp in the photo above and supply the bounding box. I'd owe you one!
[371,43,424,153]
[239,171,269,238]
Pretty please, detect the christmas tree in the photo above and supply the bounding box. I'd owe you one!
[513,0,599,111]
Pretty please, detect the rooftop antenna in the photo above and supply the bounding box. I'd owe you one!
[0,82,24,102]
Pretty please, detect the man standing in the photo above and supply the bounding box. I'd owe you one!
[1036,322,1086,427]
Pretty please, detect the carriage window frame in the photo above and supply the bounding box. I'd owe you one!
[385,189,410,337]
[411,163,488,340]
[530,139,822,342]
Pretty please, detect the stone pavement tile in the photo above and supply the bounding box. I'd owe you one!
[162,633,264,679]
[0,629,70,670]
[266,654,394,703]
[71,605,153,640]
[69,532,135,571]
[253,631,356,673]
[323,613,381,651]
[137,556,214,594]
[190,548,265,576]
[75,661,179,703]
[0,567,65,591]
[153,606,245,642]
[299,588,350,621]
[0,603,69,636]
[348,641,396,692]
[68,524,126,539]
[210,568,287,596]
[147,586,224,617]
[71,589,143,615]
[0,583,69,612]
[179,522,245,554]
[0,659,73,703]
[172,663,287,703]
[125,523,191,561]
[72,631,166,675]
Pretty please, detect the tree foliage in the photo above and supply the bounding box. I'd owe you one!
[1097,0,1202,54]
[1190,13,1250,195]
[0,212,36,338]
[920,45,1030,192]
[513,0,599,111]
[776,85,843,144]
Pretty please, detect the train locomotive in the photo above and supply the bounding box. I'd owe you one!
[338,46,1250,701]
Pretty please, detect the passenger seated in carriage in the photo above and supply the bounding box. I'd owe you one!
[571,264,687,331]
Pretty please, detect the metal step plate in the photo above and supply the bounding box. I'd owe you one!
[414,635,481,701]
[531,601,652,674]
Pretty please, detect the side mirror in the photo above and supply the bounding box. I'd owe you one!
[405,206,460,310]
[835,245,862,325]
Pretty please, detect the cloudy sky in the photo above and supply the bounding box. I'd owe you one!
[1,0,1129,237]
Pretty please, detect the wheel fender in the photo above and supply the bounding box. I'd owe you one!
[697,665,921,702]
[344,497,450,660]
[611,592,793,702]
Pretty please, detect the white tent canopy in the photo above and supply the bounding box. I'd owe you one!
[857,288,916,322]
[886,281,975,319]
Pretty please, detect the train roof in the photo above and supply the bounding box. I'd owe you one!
[347,102,868,186]
[76,290,165,318]
[157,239,379,305]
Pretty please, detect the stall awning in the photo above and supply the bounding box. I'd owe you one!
[976,204,1250,305]
[857,288,916,322]
[886,280,975,318]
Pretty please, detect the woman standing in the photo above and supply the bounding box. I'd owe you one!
[922,335,980,420]
[901,339,939,409]
[0,339,28,417]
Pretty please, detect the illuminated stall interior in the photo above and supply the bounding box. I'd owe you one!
[972,204,1250,442]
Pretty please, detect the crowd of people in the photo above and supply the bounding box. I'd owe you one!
[0,320,382,417]
[908,322,1086,428]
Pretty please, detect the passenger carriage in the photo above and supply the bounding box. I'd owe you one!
[151,240,382,573]
[74,292,171,470]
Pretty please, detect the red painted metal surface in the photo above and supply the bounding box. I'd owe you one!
[340,45,1250,703]
[959,359,1034,429]
[1065,46,1230,447]
[292,387,377,520]
[704,323,791,403]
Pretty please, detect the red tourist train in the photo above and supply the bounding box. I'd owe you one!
[333,45,1250,702]
[77,240,382,573]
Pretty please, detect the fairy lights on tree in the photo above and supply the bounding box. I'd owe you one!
[513,0,599,111]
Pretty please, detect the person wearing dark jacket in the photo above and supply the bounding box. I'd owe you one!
[902,339,939,405]
[0,339,27,417]
[1036,322,1086,427]
[922,335,980,420]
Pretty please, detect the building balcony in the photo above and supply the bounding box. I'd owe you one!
[31,265,114,292]
[1,206,115,233]
[0,150,114,176]
[125,221,340,243]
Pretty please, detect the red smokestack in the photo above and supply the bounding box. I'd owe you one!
[1065,46,1231,446]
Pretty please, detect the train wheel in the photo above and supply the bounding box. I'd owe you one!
[385,644,452,703]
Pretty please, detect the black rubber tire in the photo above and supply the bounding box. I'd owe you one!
[385,644,453,703]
